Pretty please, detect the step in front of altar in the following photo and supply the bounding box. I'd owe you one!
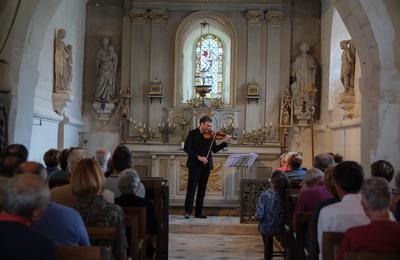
[169,215,259,235]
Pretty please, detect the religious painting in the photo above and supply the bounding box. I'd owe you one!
[279,88,294,128]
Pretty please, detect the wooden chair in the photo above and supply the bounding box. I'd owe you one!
[345,252,400,260]
[56,246,111,260]
[123,208,147,260]
[86,226,124,260]
[293,212,314,260]
[322,232,344,260]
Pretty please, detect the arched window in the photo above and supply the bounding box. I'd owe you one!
[194,34,223,99]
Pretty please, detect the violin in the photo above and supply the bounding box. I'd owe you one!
[202,129,236,140]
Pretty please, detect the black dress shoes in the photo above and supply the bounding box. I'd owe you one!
[184,212,190,219]
[194,214,207,219]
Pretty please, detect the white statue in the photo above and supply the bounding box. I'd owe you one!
[54,28,72,92]
[95,37,118,102]
[293,43,317,103]
[340,40,356,93]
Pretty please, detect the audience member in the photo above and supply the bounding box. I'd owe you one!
[51,149,114,206]
[337,178,400,260]
[71,158,126,259]
[16,161,90,247]
[48,148,73,182]
[95,148,110,173]
[329,152,343,164]
[276,151,297,172]
[43,149,60,177]
[106,145,145,198]
[293,168,333,224]
[313,153,335,172]
[394,172,400,221]
[286,153,306,180]
[256,170,291,260]
[317,161,367,260]
[0,143,28,177]
[0,173,56,259]
[116,168,158,257]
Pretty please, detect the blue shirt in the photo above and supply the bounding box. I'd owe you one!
[32,203,90,246]
[286,167,306,180]
[256,188,286,235]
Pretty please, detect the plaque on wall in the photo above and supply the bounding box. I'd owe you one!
[148,79,163,95]
[247,82,259,96]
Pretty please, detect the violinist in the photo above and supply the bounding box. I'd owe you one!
[183,115,231,219]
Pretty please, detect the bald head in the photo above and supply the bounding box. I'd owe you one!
[3,173,50,221]
[16,161,47,180]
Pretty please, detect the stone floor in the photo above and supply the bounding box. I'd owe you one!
[169,215,284,260]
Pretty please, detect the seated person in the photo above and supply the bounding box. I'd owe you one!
[72,158,126,260]
[395,172,400,221]
[0,143,28,177]
[256,170,291,260]
[95,148,110,174]
[317,161,368,260]
[286,153,306,180]
[293,168,333,225]
[337,178,400,260]
[313,153,335,172]
[48,148,73,182]
[370,160,398,215]
[0,173,56,259]
[115,169,158,258]
[16,161,90,247]
[43,149,60,177]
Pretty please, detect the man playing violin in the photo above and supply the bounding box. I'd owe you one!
[183,115,231,219]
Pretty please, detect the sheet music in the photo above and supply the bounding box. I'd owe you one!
[224,153,258,168]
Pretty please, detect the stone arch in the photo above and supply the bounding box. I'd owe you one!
[333,0,400,170]
[174,10,238,107]
[5,0,63,148]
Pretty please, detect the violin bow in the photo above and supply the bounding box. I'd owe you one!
[206,129,218,159]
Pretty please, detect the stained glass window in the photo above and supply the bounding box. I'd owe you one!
[194,34,223,99]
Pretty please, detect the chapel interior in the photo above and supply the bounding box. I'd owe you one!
[0,0,399,259]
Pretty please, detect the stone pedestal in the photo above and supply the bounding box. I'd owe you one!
[340,91,356,118]
[52,92,71,115]
[92,101,115,125]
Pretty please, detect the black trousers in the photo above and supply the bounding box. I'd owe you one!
[184,166,210,215]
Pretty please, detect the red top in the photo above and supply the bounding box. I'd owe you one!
[336,220,400,260]
[0,213,31,227]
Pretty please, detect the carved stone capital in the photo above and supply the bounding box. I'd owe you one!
[265,10,285,25]
[129,9,148,23]
[52,92,72,115]
[245,10,264,24]
[149,9,168,23]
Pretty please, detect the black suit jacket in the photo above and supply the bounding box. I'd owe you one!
[184,128,228,170]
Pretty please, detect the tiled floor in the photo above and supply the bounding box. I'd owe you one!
[168,215,283,260]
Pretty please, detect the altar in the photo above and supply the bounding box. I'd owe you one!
[127,143,280,207]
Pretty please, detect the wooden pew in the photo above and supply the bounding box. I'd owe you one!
[345,252,400,260]
[56,246,111,260]
[48,178,69,189]
[293,212,314,260]
[123,207,147,259]
[124,211,145,260]
[86,226,125,260]
[141,177,169,260]
[323,232,344,260]
[284,188,300,260]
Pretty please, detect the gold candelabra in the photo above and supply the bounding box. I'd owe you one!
[158,121,176,144]
[242,123,275,145]
[131,120,155,144]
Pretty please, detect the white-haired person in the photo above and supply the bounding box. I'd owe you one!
[115,169,158,258]
[293,168,333,226]
[0,173,56,259]
[337,177,400,260]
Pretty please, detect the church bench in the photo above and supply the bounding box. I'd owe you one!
[293,212,314,260]
[86,226,125,260]
[323,231,344,260]
[56,246,111,260]
[141,177,169,260]
[123,209,146,260]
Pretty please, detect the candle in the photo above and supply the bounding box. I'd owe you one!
[133,119,136,124]
[143,123,146,128]
[173,123,176,128]
[129,117,132,122]
[162,122,165,127]
[265,122,268,128]
[139,122,141,127]
[269,121,272,127]
[168,122,171,127]
[158,122,161,127]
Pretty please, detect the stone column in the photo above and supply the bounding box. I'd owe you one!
[148,9,168,130]
[265,10,285,128]
[128,9,149,124]
[245,10,264,130]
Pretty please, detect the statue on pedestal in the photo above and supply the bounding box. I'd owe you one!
[95,37,118,103]
[339,40,356,118]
